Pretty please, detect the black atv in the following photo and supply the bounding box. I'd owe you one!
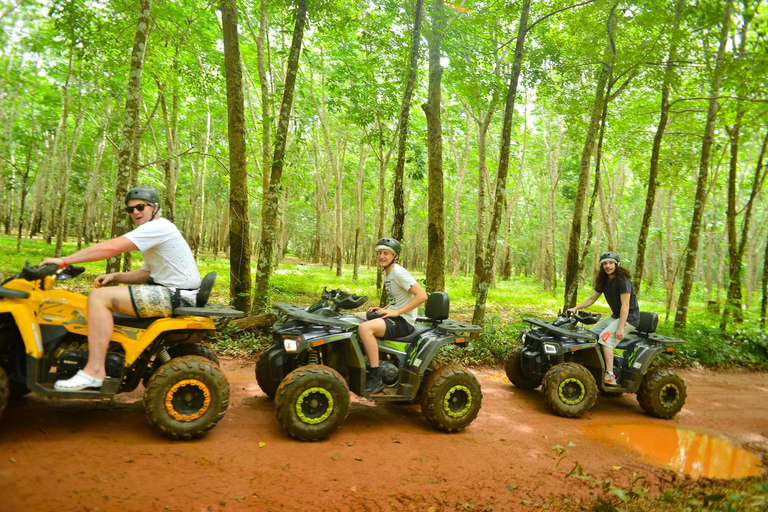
[256,289,483,441]
[505,310,687,419]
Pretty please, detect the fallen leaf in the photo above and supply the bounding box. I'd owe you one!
[258,442,266,448]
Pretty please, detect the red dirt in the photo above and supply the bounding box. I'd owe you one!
[1,359,766,511]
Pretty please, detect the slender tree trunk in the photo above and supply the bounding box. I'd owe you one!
[222,0,252,312]
[448,107,470,277]
[563,4,616,309]
[472,0,529,326]
[253,0,307,311]
[106,0,151,274]
[422,0,446,293]
[391,0,423,242]
[353,143,368,281]
[635,0,683,294]
[675,4,732,329]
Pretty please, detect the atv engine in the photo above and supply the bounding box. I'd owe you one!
[380,361,399,385]
[56,348,125,378]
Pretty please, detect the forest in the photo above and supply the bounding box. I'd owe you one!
[1,0,767,335]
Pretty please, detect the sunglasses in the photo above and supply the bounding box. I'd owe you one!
[124,203,154,213]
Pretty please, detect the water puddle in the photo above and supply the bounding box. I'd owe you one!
[585,423,765,479]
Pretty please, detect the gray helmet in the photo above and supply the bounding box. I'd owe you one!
[125,187,159,205]
[375,237,401,256]
[599,251,620,267]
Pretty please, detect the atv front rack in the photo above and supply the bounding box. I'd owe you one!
[523,317,596,341]
[274,303,357,329]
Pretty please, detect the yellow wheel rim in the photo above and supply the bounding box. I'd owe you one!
[166,379,211,421]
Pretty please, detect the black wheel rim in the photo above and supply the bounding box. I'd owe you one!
[295,387,334,424]
[167,379,211,421]
[558,378,586,405]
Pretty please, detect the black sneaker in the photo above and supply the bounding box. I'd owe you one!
[366,368,384,394]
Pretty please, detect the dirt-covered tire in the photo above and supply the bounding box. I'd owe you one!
[256,351,279,399]
[419,366,482,433]
[505,347,543,390]
[144,343,219,387]
[144,355,230,440]
[542,363,598,418]
[275,364,350,442]
[637,367,687,419]
[0,366,9,419]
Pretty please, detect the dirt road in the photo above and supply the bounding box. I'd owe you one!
[1,359,766,511]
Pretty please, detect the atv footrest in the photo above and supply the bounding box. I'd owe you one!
[32,377,121,399]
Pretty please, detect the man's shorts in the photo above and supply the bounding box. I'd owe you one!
[366,311,414,339]
[589,317,637,348]
[129,286,194,318]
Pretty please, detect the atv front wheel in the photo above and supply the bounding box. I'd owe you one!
[505,347,543,390]
[0,366,9,419]
[420,366,482,433]
[542,363,597,418]
[275,364,350,441]
[637,368,686,419]
[144,355,230,440]
[144,343,219,386]
[256,351,279,399]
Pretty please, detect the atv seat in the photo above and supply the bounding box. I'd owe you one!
[196,272,216,307]
[635,311,658,333]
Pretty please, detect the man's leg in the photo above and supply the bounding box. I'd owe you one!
[81,286,136,379]
[358,318,386,367]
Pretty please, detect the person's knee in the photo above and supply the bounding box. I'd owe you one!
[87,288,124,311]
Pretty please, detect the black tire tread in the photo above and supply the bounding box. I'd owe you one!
[144,355,230,440]
[505,347,543,390]
[419,365,482,433]
[636,367,687,419]
[542,362,598,418]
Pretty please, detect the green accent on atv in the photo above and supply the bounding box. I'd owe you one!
[443,384,472,418]
[295,387,334,424]
[613,348,625,358]
[558,378,586,405]
[659,383,681,409]
[380,340,408,352]
[628,347,639,367]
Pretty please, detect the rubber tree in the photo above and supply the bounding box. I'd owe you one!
[472,0,530,326]
[674,3,732,329]
[253,0,307,312]
[106,0,151,275]
[221,0,252,313]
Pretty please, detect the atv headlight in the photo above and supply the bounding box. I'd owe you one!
[543,343,558,354]
[283,337,298,352]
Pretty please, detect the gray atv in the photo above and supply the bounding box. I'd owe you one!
[257,289,483,441]
[505,310,687,419]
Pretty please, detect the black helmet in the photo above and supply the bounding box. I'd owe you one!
[375,237,401,256]
[125,187,159,205]
[599,251,620,267]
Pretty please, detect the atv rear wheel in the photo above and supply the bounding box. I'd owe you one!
[637,368,686,419]
[256,351,279,399]
[275,364,349,441]
[145,343,219,386]
[505,347,543,390]
[542,363,597,418]
[420,366,482,433]
[0,366,9,419]
[144,355,230,440]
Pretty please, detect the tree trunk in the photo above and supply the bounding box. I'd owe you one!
[391,0,423,242]
[353,143,368,281]
[222,0,252,313]
[422,0,446,293]
[675,4,732,329]
[106,0,151,275]
[563,5,618,309]
[634,0,683,294]
[253,0,307,311]
[447,106,470,277]
[472,0,530,326]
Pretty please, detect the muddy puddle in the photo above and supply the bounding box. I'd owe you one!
[585,423,765,479]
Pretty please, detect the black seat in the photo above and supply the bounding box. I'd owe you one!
[112,312,160,329]
[196,272,217,307]
[636,311,658,333]
[387,292,450,345]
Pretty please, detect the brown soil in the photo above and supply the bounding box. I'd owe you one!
[1,360,766,511]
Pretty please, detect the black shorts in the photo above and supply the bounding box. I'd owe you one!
[365,311,414,339]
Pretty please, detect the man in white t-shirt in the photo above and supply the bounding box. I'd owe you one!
[41,187,201,391]
[354,238,427,394]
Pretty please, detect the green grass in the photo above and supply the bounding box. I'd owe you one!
[2,234,765,367]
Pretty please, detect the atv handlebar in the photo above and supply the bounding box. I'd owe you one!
[22,262,86,282]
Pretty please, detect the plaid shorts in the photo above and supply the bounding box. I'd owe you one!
[129,286,194,318]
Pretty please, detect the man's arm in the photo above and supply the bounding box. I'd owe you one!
[41,236,138,268]
[568,291,601,313]
[616,292,631,340]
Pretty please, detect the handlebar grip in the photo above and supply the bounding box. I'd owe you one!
[22,263,60,281]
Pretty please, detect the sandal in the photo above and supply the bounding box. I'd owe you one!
[54,370,104,391]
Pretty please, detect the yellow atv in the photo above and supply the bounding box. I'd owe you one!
[0,263,241,440]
